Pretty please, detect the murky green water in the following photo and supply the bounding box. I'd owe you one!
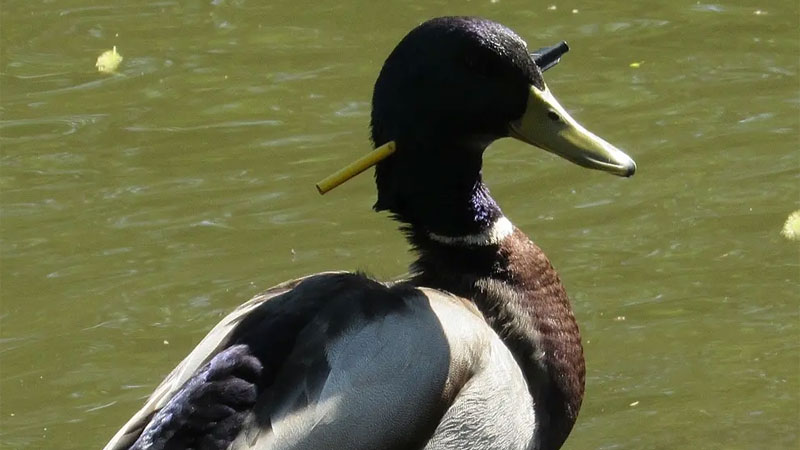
[1,1,798,448]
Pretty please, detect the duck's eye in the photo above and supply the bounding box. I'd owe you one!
[547,110,562,122]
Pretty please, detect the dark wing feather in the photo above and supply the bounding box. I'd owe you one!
[103,272,346,450]
[130,344,262,450]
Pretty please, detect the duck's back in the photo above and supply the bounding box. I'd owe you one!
[105,273,535,450]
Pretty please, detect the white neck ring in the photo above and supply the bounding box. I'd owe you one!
[428,216,514,246]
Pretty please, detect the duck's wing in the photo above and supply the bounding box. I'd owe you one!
[103,272,340,450]
[104,272,522,450]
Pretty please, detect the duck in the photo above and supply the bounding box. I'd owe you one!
[104,16,636,450]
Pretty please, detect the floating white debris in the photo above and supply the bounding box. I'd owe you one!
[96,46,123,74]
[781,210,800,241]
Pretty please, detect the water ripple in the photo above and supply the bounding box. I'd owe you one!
[0,114,106,142]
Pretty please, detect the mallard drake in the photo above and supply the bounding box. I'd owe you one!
[104,16,635,450]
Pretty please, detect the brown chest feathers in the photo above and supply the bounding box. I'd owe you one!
[410,228,585,450]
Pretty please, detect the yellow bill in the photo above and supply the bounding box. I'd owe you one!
[509,84,636,177]
[316,141,396,194]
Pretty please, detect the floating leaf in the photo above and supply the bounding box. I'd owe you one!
[781,210,800,241]
[96,46,123,74]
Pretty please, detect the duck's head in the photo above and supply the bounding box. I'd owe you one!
[317,17,635,229]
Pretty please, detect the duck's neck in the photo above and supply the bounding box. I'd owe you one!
[374,140,505,237]
[407,214,586,450]
[375,141,585,447]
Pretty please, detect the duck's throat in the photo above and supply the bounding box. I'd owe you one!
[412,182,506,241]
[374,147,504,238]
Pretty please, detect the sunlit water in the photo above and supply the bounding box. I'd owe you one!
[1,1,798,448]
